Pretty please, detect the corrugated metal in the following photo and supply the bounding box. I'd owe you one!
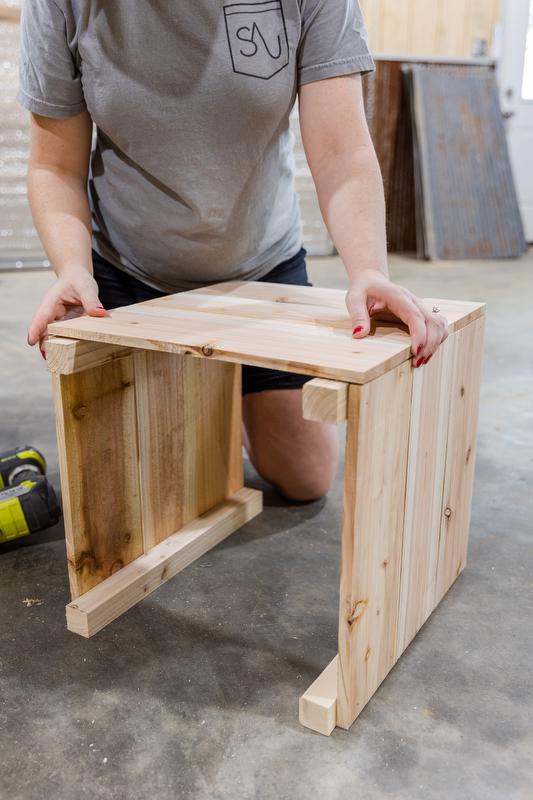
[408,64,527,259]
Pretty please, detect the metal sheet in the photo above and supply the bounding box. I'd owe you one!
[408,65,527,260]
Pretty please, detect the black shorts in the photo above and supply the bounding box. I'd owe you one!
[92,247,314,395]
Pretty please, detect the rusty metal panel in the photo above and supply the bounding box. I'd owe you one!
[408,65,527,260]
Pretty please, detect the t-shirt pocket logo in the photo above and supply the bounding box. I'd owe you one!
[223,1,289,80]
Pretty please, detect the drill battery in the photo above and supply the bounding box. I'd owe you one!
[0,447,61,544]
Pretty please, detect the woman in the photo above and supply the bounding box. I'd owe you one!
[19,0,448,502]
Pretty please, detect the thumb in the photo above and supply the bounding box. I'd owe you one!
[348,295,371,338]
[79,287,107,317]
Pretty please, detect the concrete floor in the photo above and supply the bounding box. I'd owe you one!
[0,253,532,800]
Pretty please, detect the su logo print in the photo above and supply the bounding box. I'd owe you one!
[223,1,289,79]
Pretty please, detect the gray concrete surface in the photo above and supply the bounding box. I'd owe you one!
[0,254,532,800]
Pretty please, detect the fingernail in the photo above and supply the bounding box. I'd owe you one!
[416,345,423,355]
[426,355,433,363]
[416,358,424,367]
[353,326,364,334]
[40,348,46,361]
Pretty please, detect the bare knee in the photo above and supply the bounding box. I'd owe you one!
[243,388,339,502]
[274,463,336,503]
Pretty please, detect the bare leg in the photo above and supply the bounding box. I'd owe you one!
[243,388,339,502]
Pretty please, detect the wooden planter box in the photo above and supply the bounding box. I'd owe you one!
[47,281,485,735]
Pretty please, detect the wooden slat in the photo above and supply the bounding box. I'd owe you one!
[134,352,243,549]
[46,336,131,375]
[378,0,410,54]
[302,379,348,424]
[408,0,439,55]
[52,357,143,598]
[48,282,485,386]
[435,316,486,601]
[182,358,243,520]
[0,5,20,22]
[66,488,262,638]
[396,334,456,652]
[134,351,186,550]
[299,656,338,736]
[336,362,413,729]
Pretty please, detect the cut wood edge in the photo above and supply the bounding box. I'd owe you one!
[65,487,262,638]
[0,6,20,21]
[302,379,348,424]
[46,336,132,375]
[299,655,338,736]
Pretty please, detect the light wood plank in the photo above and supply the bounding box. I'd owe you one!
[435,316,486,601]
[182,358,243,520]
[299,656,338,736]
[48,282,485,386]
[336,363,413,729]
[435,0,467,57]
[66,488,262,637]
[0,5,20,22]
[396,334,456,652]
[133,351,186,550]
[52,357,143,598]
[302,379,348,424]
[408,0,439,55]
[46,336,131,375]
[378,0,410,54]
[134,353,243,549]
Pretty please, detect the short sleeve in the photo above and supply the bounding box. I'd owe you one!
[17,0,86,118]
[297,0,375,86]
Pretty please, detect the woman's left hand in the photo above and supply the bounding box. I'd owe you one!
[346,269,449,367]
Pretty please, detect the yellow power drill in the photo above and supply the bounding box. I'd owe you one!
[0,447,61,544]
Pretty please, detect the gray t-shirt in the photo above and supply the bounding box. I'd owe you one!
[18,0,374,291]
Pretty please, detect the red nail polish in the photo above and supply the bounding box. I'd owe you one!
[416,358,424,367]
[416,345,423,355]
[426,355,433,363]
[353,326,364,334]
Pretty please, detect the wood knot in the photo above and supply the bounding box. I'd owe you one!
[111,560,124,575]
[201,344,214,356]
[465,445,472,464]
[73,404,89,419]
[382,559,389,569]
[364,647,372,662]
[460,386,465,397]
[72,551,97,574]
[124,532,132,543]
[346,599,368,627]
[444,507,452,518]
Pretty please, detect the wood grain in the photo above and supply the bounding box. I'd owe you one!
[302,379,348,424]
[299,656,338,736]
[396,334,456,651]
[134,352,243,549]
[66,488,262,637]
[46,336,131,375]
[48,282,485,386]
[435,316,486,601]
[52,357,143,598]
[336,363,413,729]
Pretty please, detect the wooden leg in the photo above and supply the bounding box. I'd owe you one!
[336,362,413,730]
[50,339,261,633]
[300,318,485,735]
[52,354,144,598]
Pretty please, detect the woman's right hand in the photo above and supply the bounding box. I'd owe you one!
[27,266,107,357]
